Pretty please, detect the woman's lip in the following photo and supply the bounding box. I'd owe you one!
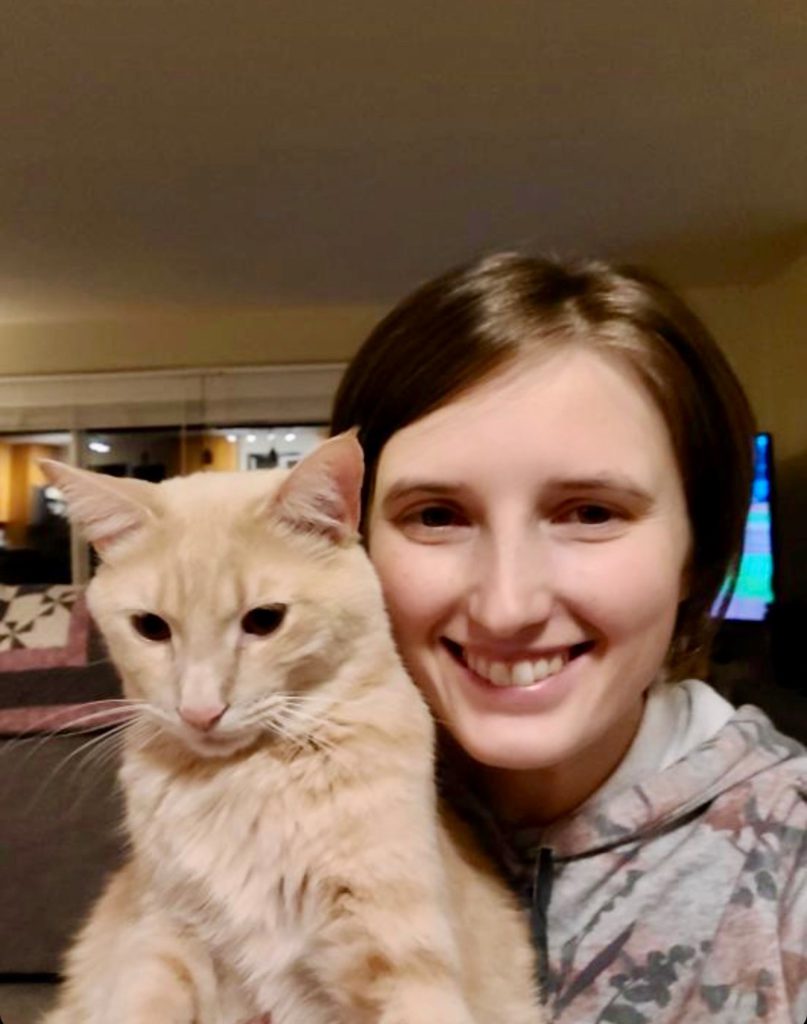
[440,637,594,698]
[442,638,595,662]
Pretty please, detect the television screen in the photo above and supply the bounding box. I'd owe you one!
[719,433,776,622]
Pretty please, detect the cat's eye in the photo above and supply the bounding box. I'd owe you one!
[241,604,287,637]
[131,613,172,642]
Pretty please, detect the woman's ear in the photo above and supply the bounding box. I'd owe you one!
[39,460,156,560]
[271,431,364,543]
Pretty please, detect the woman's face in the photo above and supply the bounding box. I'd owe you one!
[367,348,691,784]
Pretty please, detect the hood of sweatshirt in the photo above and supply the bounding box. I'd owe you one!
[441,705,807,873]
[540,705,806,859]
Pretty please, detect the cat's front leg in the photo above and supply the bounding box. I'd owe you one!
[42,953,200,1024]
[42,930,204,1024]
[42,865,225,1024]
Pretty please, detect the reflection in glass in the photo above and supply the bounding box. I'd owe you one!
[0,424,326,584]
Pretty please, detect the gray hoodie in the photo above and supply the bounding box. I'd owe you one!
[443,692,807,1023]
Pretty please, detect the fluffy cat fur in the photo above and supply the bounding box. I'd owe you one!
[39,433,542,1024]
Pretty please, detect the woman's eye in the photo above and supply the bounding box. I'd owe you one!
[395,501,472,542]
[417,505,462,528]
[241,604,288,637]
[570,504,616,525]
[131,613,172,642]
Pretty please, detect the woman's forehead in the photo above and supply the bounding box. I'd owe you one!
[374,348,678,490]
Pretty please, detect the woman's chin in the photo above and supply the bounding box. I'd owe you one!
[445,716,566,772]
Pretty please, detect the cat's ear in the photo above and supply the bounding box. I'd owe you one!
[39,460,156,559]
[272,431,364,543]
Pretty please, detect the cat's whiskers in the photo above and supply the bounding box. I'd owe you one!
[46,705,153,779]
[0,699,145,775]
[258,696,337,739]
[42,717,163,819]
[283,691,376,734]
[119,716,163,756]
[58,724,130,784]
[138,702,180,729]
[26,717,139,811]
[257,719,311,761]
[239,693,327,729]
[233,692,340,761]
[262,704,349,764]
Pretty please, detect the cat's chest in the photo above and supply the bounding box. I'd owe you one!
[125,752,336,945]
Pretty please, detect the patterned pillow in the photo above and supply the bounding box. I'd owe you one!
[0,583,127,735]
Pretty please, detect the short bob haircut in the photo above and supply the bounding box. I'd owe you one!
[331,252,756,678]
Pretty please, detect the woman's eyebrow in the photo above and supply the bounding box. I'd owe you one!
[379,474,656,512]
[549,475,653,503]
[380,479,463,506]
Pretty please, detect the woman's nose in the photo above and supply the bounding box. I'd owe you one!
[465,534,554,637]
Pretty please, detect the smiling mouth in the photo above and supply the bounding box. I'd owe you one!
[443,639,594,688]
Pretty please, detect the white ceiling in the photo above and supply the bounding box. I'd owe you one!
[2,0,806,318]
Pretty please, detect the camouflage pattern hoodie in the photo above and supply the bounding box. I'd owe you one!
[445,682,807,1023]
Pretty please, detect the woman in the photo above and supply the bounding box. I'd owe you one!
[330,253,807,1023]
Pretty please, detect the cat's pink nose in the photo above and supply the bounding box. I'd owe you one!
[178,703,228,732]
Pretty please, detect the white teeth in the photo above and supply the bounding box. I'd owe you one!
[465,650,571,688]
[511,662,534,687]
[489,662,511,686]
[532,658,550,682]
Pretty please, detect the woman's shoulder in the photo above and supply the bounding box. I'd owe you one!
[704,705,807,878]
[544,704,807,1023]
[705,704,807,898]
[719,702,807,807]
[541,697,805,862]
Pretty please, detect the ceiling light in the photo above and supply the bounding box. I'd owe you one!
[226,434,238,443]
[246,433,257,443]
[284,431,296,442]
[88,440,111,454]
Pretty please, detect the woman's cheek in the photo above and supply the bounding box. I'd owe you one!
[370,530,425,626]
[385,545,449,627]
[586,554,683,652]
[372,535,456,647]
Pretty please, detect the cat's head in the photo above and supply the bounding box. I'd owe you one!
[41,432,387,759]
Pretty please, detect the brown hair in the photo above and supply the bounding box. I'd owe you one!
[331,253,756,677]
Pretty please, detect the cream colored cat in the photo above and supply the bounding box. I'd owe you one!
[40,433,542,1024]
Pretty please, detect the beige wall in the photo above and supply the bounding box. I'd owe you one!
[0,272,802,459]
[0,305,385,376]
[1,271,802,457]
[686,253,807,464]
[686,253,807,609]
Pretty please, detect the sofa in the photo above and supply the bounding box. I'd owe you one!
[0,584,125,1023]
